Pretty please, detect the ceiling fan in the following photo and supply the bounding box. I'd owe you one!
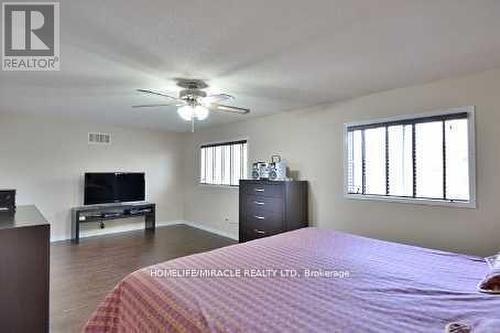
[134,79,250,131]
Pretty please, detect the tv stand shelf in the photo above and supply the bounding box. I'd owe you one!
[71,202,155,243]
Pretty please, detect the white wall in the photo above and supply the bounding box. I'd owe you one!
[0,113,185,241]
[183,68,500,256]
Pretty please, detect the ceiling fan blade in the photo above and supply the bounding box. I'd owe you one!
[132,103,179,108]
[204,93,234,104]
[212,104,250,114]
[136,89,179,100]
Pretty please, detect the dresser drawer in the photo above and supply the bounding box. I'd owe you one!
[243,183,283,198]
[246,209,283,229]
[241,226,281,241]
[245,195,283,215]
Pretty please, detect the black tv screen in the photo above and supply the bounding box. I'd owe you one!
[84,173,145,205]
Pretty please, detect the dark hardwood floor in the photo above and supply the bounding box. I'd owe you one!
[50,224,235,332]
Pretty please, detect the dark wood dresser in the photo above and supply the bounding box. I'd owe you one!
[0,205,50,333]
[239,180,308,242]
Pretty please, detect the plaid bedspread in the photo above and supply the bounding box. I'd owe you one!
[84,227,500,332]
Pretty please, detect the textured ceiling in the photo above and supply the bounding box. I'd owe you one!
[1,0,500,131]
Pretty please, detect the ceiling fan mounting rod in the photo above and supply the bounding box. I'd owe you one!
[176,78,209,90]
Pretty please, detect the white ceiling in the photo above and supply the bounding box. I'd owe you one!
[1,0,500,132]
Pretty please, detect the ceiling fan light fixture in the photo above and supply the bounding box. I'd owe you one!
[177,105,209,121]
[194,105,209,120]
[177,105,194,121]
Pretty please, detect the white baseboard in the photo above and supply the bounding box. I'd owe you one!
[50,220,237,242]
[182,220,238,241]
[156,220,185,227]
[50,235,69,243]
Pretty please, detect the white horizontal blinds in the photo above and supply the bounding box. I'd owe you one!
[200,140,247,186]
[347,130,363,193]
[214,146,222,185]
[200,148,206,183]
[445,119,469,200]
[346,112,469,202]
[222,146,231,185]
[205,147,214,184]
[231,144,241,186]
[415,121,443,199]
[388,125,413,196]
[364,127,386,195]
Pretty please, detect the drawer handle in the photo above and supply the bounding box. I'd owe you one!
[254,215,265,220]
[254,188,265,192]
[254,201,265,206]
[254,229,266,235]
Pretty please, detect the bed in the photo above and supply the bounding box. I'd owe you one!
[84,227,500,332]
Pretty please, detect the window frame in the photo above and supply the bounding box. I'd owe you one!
[198,138,249,188]
[343,106,476,208]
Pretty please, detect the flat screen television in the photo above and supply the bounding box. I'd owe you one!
[84,173,145,205]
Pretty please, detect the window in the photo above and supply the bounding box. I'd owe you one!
[200,140,248,186]
[345,106,475,207]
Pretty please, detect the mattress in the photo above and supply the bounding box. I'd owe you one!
[84,227,500,332]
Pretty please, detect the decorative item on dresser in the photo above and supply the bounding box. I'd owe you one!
[239,180,308,242]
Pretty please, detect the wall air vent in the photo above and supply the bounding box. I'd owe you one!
[88,132,111,145]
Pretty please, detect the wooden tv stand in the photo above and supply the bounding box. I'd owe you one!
[71,202,155,243]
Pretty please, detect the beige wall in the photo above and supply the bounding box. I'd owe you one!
[0,113,185,241]
[2,68,500,255]
[183,68,500,256]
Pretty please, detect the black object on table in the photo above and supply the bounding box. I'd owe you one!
[0,205,50,333]
[71,202,156,243]
[0,189,16,213]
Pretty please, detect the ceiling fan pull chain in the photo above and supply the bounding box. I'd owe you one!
[191,117,195,133]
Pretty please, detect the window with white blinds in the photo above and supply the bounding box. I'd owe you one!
[345,107,476,207]
[200,140,248,186]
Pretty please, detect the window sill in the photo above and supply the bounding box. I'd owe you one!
[199,183,240,190]
[345,193,476,209]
